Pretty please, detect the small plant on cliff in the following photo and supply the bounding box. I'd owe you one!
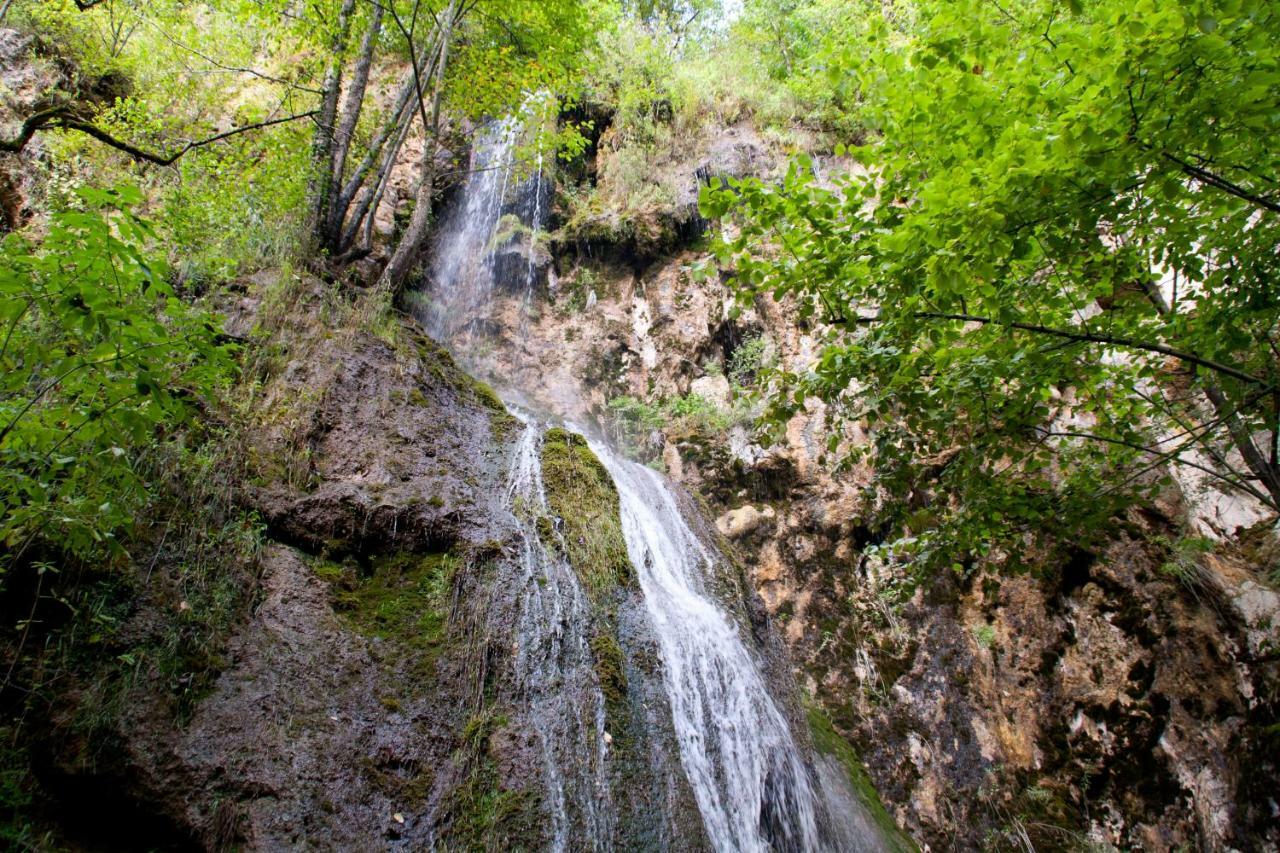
[1157,534,1218,600]
[728,334,771,390]
[0,185,235,580]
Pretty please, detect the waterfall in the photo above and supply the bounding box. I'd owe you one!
[415,107,890,852]
[505,411,615,852]
[421,99,547,343]
[584,435,823,853]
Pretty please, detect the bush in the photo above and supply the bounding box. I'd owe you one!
[0,185,235,578]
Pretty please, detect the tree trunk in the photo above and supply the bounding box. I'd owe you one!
[329,31,439,254]
[323,0,384,252]
[307,0,358,253]
[342,97,416,252]
[376,0,458,296]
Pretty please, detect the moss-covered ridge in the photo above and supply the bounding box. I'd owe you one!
[537,427,634,599]
[807,702,917,853]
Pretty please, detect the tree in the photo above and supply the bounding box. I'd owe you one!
[704,0,1280,571]
[0,0,322,167]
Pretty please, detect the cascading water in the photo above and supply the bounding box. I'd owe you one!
[415,106,890,851]
[421,99,548,343]
[504,411,615,851]
[583,434,823,853]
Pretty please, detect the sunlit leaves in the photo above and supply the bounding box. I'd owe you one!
[709,0,1280,573]
[0,188,235,574]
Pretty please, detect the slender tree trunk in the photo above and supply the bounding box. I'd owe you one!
[1138,280,1280,509]
[377,0,457,295]
[308,0,358,252]
[342,96,416,252]
[329,32,438,253]
[324,0,383,251]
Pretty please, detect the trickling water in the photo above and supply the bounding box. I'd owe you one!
[584,435,824,853]
[504,412,615,851]
[417,107,890,852]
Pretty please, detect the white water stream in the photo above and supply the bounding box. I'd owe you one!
[506,412,615,851]
[585,436,824,852]
[416,107,887,852]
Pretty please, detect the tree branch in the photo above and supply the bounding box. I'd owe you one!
[1039,428,1275,509]
[1161,151,1280,214]
[1,109,319,166]
[847,310,1271,389]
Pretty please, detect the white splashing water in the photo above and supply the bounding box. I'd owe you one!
[422,99,546,343]
[504,410,614,851]
[583,434,824,853]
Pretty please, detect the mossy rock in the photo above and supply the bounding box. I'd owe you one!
[404,324,516,430]
[590,631,628,708]
[806,702,917,853]
[538,428,634,599]
[327,551,459,672]
[442,708,546,850]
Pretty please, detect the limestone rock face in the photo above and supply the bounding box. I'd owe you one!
[715,504,776,540]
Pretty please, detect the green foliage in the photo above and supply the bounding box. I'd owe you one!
[707,0,1280,573]
[607,388,752,461]
[1157,534,1217,596]
[0,731,46,850]
[0,186,235,578]
[728,0,868,133]
[538,427,633,597]
[728,334,771,389]
[159,122,312,285]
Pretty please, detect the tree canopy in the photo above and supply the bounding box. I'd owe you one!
[705,0,1280,571]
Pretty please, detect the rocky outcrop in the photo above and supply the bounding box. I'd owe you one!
[18,273,543,848]
[12,270,739,850]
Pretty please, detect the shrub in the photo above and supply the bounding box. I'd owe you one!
[0,185,235,578]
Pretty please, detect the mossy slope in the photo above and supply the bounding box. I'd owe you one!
[538,427,634,598]
[807,703,917,853]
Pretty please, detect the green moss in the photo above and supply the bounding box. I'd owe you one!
[330,551,458,672]
[538,428,634,598]
[468,377,507,413]
[310,558,346,584]
[806,702,917,853]
[444,708,545,850]
[446,771,543,851]
[408,387,429,407]
[590,631,628,707]
[405,325,515,430]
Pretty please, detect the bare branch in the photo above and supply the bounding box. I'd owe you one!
[1,108,319,165]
